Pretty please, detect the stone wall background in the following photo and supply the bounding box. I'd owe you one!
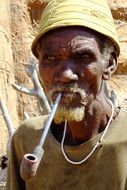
[108,0,127,74]
[0,0,127,156]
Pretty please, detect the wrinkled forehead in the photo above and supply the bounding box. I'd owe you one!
[40,26,103,48]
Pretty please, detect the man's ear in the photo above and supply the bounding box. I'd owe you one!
[102,53,118,80]
[34,41,41,59]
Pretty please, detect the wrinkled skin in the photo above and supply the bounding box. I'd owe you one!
[37,26,119,145]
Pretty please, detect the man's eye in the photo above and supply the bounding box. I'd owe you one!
[79,53,90,59]
[47,55,56,60]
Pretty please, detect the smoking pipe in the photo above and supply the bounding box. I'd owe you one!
[20,93,62,180]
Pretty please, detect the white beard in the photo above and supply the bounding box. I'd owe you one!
[54,106,85,124]
[47,82,88,124]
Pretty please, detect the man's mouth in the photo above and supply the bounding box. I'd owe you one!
[51,91,88,107]
[48,82,89,107]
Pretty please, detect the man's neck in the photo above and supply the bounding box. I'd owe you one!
[51,94,119,146]
[67,120,98,145]
[64,97,119,145]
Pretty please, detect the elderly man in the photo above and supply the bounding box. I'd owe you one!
[7,0,127,190]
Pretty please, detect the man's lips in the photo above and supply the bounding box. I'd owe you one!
[51,91,88,106]
[52,91,80,99]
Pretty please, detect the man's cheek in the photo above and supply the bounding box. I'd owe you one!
[39,71,49,84]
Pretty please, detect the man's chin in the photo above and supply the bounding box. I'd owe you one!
[54,106,85,124]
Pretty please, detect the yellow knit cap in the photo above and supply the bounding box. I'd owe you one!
[31,0,120,57]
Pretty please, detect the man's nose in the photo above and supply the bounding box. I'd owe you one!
[55,68,78,83]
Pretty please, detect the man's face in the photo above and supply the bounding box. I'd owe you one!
[38,27,105,123]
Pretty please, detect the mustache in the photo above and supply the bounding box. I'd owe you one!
[48,82,88,101]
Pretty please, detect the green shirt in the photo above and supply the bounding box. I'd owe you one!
[7,109,127,190]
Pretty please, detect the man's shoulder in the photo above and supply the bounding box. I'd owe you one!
[14,114,49,137]
[117,107,127,120]
[113,107,127,133]
[121,99,127,113]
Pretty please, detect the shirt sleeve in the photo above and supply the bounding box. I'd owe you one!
[6,132,26,190]
[6,116,46,190]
